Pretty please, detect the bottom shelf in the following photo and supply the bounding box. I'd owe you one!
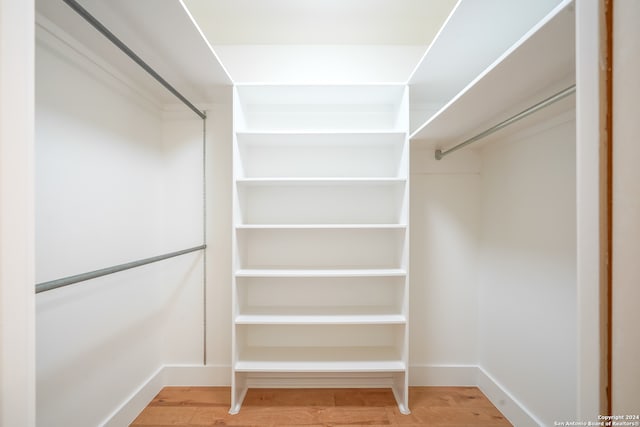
[235,346,405,372]
[229,369,411,416]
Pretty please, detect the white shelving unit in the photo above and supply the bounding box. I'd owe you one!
[232,85,410,414]
[409,0,575,143]
[235,268,407,277]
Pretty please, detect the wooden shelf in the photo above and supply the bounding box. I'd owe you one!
[236,224,406,230]
[234,85,408,132]
[235,269,407,278]
[235,132,408,178]
[236,130,408,139]
[236,179,406,225]
[235,347,405,373]
[234,84,406,107]
[409,1,568,105]
[236,307,406,325]
[235,360,406,373]
[410,0,575,148]
[236,177,406,186]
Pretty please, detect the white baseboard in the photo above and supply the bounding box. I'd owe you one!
[245,372,396,388]
[100,365,228,427]
[101,366,165,427]
[103,364,542,427]
[477,367,543,427]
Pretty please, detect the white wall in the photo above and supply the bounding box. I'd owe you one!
[35,20,205,426]
[0,0,36,425]
[160,109,207,366]
[214,45,425,83]
[35,37,164,281]
[477,118,577,426]
[612,0,640,413]
[409,148,480,383]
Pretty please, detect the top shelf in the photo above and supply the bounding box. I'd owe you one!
[235,84,406,106]
[234,84,409,132]
[36,0,232,106]
[409,0,575,146]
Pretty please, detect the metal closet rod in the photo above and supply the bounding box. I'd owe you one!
[435,84,576,160]
[35,245,206,294]
[61,0,206,120]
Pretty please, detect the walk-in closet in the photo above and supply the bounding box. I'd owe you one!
[2,0,633,426]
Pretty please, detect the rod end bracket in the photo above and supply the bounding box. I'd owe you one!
[435,149,443,160]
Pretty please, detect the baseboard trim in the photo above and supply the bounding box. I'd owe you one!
[477,367,543,427]
[100,365,228,426]
[245,372,396,388]
[101,366,165,427]
[103,364,543,427]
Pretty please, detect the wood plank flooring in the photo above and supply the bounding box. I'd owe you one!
[131,387,512,426]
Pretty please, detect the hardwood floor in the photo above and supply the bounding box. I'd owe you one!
[131,387,512,426]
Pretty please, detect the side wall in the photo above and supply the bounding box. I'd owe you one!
[409,148,480,384]
[35,22,205,427]
[477,117,577,426]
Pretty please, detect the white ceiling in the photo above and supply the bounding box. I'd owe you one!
[35,0,459,98]
[182,0,458,46]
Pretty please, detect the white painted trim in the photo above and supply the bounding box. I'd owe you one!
[100,365,231,425]
[575,0,604,419]
[408,364,477,386]
[477,367,543,427]
[177,0,234,84]
[0,0,36,425]
[102,364,550,425]
[246,374,395,389]
[101,367,165,427]
[232,81,408,88]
